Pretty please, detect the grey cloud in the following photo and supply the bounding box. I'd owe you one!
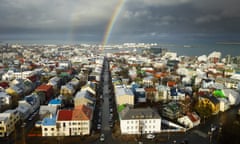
[0,0,240,43]
[195,15,221,24]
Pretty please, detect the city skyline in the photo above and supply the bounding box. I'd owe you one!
[0,0,240,44]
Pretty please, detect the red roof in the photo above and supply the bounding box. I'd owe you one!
[187,112,199,122]
[57,110,73,121]
[36,84,53,92]
[72,105,92,120]
[0,82,9,89]
[167,81,176,87]
[27,75,37,82]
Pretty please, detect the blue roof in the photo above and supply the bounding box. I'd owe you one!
[49,98,62,105]
[42,116,56,126]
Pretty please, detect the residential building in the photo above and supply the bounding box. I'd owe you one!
[35,84,54,104]
[81,82,96,96]
[119,106,161,134]
[115,85,134,106]
[74,90,96,107]
[222,89,240,105]
[48,98,63,108]
[42,116,57,136]
[199,96,220,115]
[0,109,20,137]
[0,92,12,112]
[177,112,200,129]
[162,102,181,120]
[53,105,93,136]
[134,88,146,103]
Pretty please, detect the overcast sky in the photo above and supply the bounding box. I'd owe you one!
[0,0,240,43]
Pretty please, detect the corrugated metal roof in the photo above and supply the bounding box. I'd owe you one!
[120,106,160,120]
[115,86,134,97]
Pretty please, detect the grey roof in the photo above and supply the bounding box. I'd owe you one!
[74,90,96,102]
[120,106,160,120]
[115,86,134,97]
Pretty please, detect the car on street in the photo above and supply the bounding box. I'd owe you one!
[100,133,105,142]
[97,124,101,130]
[146,133,155,139]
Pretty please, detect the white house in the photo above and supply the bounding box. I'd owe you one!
[54,105,93,136]
[177,112,200,129]
[223,89,240,105]
[42,116,57,136]
[0,109,20,137]
[0,92,12,107]
[218,98,230,112]
[2,70,35,81]
[119,106,161,134]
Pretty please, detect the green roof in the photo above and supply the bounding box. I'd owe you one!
[213,90,226,98]
[118,104,126,112]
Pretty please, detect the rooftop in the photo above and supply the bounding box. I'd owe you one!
[42,116,56,126]
[57,109,73,121]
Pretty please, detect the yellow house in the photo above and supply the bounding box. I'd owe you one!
[115,85,134,106]
[199,96,220,115]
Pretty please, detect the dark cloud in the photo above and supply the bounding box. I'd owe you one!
[0,0,239,43]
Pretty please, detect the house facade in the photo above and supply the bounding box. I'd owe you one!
[115,85,134,106]
[42,105,93,137]
[119,107,161,134]
[0,109,20,137]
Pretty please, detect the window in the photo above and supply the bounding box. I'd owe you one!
[44,128,48,131]
[51,128,54,131]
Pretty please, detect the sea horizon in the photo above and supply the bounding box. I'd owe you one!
[1,38,240,57]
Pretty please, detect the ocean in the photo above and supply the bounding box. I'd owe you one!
[2,39,240,57]
[159,43,240,57]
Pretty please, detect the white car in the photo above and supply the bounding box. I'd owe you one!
[97,124,101,130]
[146,134,155,139]
[100,133,105,141]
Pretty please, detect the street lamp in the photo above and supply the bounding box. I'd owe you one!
[21,122,26,144]
[208,131,212,144]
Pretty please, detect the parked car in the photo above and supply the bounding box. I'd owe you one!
[97,124,101,130]
[146,133,155,139]
[100,133,105,141]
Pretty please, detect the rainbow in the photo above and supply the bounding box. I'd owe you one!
[101,0,126,49]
